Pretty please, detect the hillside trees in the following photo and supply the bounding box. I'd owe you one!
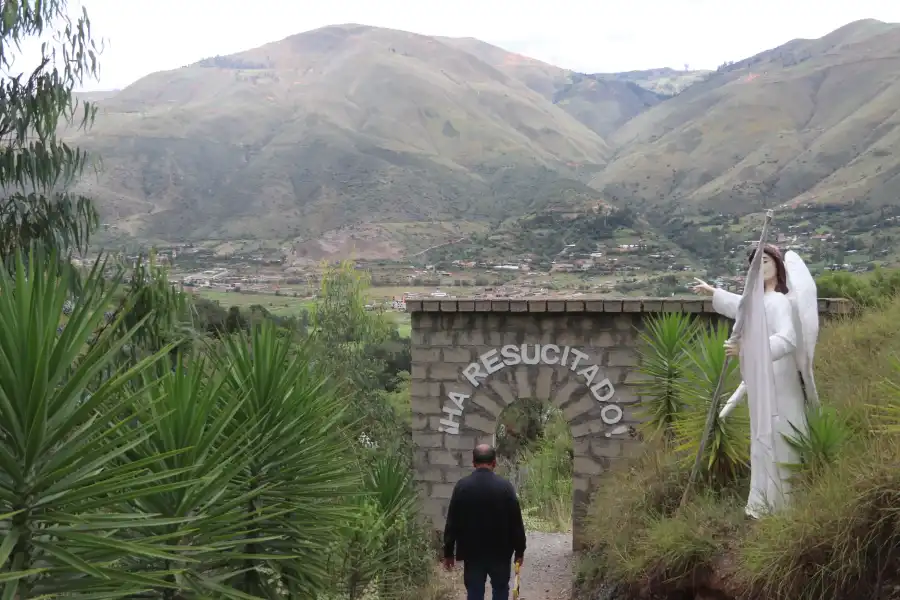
[0,0,102,263]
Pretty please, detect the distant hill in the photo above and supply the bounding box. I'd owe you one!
[592,19,900,216]
[68,24,651,258]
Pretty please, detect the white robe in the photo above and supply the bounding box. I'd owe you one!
[713,288,807,518]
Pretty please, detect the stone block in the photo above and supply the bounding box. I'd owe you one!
[529,300,548,312]
[472,393,503,418]
[416,468,444,482]
[624,370,652,385]
[429,363,460,381]
[443,347,473,363]
[411,380,440,398]
[411,396,442,415]
[431,484,455,499]
[412,432,444,449]
[456,330,485,345]
[566,300,585,312]
[440,301,458,312]
[428,450,463,467]
[553,379,582,408]
[411,414,428,431]
[492,300,510,312]
[475,300,492,312]
[603,300,623,312]
[563,394,595,422]
[574,456,604,476]
[457,300,475,312]
[422,498,444,519]
[682,299,704,313]
[536,367,553,400]
[464,412,497,434]
[411,364,428,380]
[406,300,423,312]
[547,301,566,312]
[510,300,528,312]
[489,380,516,406]
[622,300,642,312]
[607,350,638,367]
[571,419,605,438]
[642,300,663,312]
[444,433,479,450]
[515,369,532,399]
[590,331,615,347]
[415,348,441,362]
[585,300,604,312]
[591,438,623,458]
[423,300,441,312]
[661,300,683,312]
[429,330,454,346]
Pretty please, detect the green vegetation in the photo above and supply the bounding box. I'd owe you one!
[0,5,446,598]
[493,400,574,533]
[578,284,900,600]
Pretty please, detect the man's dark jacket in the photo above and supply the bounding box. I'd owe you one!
[443,467,527,562]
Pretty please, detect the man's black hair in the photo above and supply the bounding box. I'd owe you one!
[473,444,497,465]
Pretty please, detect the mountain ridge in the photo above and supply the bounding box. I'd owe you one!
[68,19,900,264]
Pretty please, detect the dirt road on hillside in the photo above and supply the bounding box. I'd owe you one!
[444,531,573,600]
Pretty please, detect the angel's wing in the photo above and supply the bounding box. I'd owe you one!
[784,251,819,406]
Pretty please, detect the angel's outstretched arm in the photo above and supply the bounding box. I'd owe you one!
[712,288,741,320]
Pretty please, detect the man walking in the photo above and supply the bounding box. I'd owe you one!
[442,444,526,600]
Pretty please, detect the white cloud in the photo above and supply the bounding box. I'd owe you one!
[34,0,900,90]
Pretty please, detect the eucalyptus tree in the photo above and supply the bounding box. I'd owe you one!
[0,0,102,262]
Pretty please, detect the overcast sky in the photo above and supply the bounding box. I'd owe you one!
[53,0,900,91]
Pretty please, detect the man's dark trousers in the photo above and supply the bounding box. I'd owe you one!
[463,557,511,600]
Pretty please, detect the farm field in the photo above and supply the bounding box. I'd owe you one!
[192,288,412,337]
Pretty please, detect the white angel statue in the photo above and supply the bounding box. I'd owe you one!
[692,245,819,519]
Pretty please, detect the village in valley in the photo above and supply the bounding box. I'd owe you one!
[91,200,900,328]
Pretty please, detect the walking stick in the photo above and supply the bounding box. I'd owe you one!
[512,562,521,600]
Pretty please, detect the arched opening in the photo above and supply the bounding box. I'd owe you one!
[494,398,574,535]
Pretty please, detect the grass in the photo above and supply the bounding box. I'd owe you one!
[579,297,900,600]
[191,289,313,316]
[193,288,413,337]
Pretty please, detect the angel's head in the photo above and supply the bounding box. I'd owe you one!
[747,244,788,294]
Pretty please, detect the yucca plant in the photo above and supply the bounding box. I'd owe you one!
[673,323,749,488]
[634,312,700,439]
[215,322,361,598]
[0,248,192,597]
[783,405,849,483]
[122,358,270,598]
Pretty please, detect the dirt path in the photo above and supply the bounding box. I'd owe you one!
[446,531,573,600]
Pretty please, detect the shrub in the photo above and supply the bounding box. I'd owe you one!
[633,312,700,438]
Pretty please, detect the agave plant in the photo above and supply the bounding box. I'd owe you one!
[673,322,749,488]
[784,405,849,482]
[0,248,191,597]
[634,312,700,439]
[215,322,361,598]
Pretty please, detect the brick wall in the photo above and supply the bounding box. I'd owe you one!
[407,297,851,550]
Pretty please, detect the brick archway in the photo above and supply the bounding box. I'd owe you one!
[407,297,850,550]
